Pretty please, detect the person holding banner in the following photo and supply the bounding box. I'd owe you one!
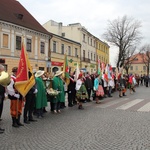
[7,67,24,127]
[76,73,88,109]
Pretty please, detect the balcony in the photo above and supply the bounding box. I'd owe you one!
[81,57,90,63]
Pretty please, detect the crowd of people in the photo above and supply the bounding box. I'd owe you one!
[0,64,150,134]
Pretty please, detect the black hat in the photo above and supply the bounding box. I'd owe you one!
[12,67,18,73]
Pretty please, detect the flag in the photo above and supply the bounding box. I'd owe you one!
[15,43,35,97]
[74,62,80,81]
[107,64,112,79]
[63,54,70,85]
[97,59,101,77]
[101,62,105,74]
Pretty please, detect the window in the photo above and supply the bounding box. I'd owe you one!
[91,39,92,46]
[3,34,9,48]
[130,66,133,70]
[40,42,45,54]
[143,66,146,71]
[88,37,89,44]
[75,48,78,57]
[94,54,96,61]
[39,67,44,70]
[68,46,71,56]
[61,44,64,54]
[83,50,85,58]
[83,34,85,42]
[16,36,21,50]
[135,66,138,70]
[93,40,95,47]
[88,52,89,58]
[91,52,93,60]
[26,38,32,52]
[53,41,56,52]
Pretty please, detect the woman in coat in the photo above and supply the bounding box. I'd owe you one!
[76,73,88,109]
[35,70,47,118]
[94,74,104,104]
[52,71,65,113]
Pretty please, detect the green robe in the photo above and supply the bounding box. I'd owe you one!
[35,77,47,109]
[52,76,65,103]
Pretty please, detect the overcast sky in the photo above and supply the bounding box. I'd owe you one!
[18,0,150,66]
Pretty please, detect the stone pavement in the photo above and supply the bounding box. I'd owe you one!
[1,86,150,150]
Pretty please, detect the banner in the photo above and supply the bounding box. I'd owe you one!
[97,59,102,78]
[63,54,70,85]
[74,62,80,81]
[15,43,35,97]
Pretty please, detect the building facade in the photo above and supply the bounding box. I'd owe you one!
[50,33,81,73]
[96,38,109,66]
[43,20,99,73]
[0,0,51,73]
[128,53,147,75]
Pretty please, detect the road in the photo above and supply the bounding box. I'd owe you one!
[0,85,150,150]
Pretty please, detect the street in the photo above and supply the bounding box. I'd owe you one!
[1,86,150,150]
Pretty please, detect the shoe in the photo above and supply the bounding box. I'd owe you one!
[119,95,122,98]
[0,130,4,134]
[43,110,47,113]
[68,104,73,107]
[0,118,2,121]
[96,102,101,104]
[53,110,57,114]
[17,122,24,126]
[108,95,113,97]
[78,105,84,110]
[24,120,30,124]
[0,128,5,131]
[57,110,61,113]
[28,119,37,122]
[12,123,19,128]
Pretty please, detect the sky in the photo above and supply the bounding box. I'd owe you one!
[18,0,150,67]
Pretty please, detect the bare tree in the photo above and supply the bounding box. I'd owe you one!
[124,46,138,74]
[140,44,150,75]
[103,15,142,68]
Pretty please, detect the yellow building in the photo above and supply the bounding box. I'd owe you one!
[50,33,81,73]
[0,0,51,74]
[43,21,97,73]
[96,38,109,67]
[128,53,147,75]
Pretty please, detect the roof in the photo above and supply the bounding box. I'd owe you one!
[0,0,50,35]
[130,53,146,64]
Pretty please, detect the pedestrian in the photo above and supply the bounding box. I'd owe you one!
[102,70,108,98]
[35,70,47,118]
[7,67,24,127]
[94,74,104,104]
[84,72,93,102]
[118,73,126,97]
[23,83,38,124]
[51,71,65,113]
[68,71,76,107]
[76,73,88,109]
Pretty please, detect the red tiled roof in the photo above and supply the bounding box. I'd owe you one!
[0,0,50,35]
[130,53,146,64]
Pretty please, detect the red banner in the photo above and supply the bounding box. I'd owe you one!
[51,61,63,66]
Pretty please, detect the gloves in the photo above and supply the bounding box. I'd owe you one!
[14,94,20,99]
[33,89,38,94]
